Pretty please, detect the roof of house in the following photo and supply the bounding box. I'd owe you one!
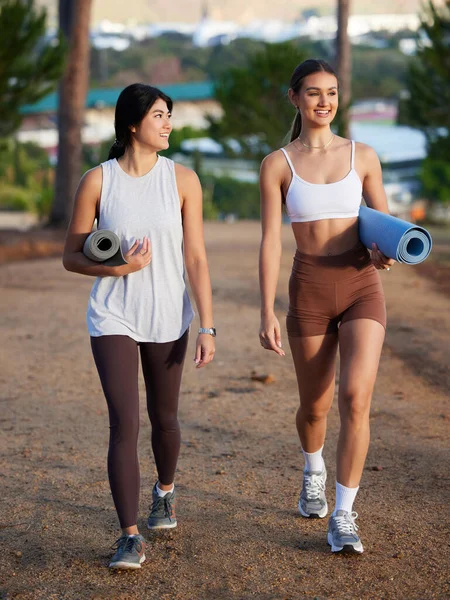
[20,81,215,114]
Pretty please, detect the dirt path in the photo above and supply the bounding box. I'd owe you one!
[1,222,449,600]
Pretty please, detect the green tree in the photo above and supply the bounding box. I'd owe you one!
[400,0,450,203]
[210,41,307,157]
[0,0,65,137]
[0,139,54,216]
[352,47,408,99]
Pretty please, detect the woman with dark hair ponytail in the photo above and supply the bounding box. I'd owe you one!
[259,59,394,554]
[108,139,125,160]
[63,83,215,569]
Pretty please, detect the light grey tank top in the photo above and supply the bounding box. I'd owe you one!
[87,156,194,343]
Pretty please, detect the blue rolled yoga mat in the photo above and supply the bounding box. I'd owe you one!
[358,206,432,264]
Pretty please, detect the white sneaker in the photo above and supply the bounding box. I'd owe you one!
[327,510,364,553]
[298,465,328,518]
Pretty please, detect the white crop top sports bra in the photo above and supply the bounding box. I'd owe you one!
[280,140,363,223]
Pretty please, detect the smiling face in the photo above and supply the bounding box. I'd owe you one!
[130,97,172,151]
[290,71,339,127]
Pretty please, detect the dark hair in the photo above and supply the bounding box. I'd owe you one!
[108,83,173,160]
[289,59,337,142]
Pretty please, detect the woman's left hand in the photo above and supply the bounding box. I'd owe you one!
[371,243,395,271]
[194,334,215,368]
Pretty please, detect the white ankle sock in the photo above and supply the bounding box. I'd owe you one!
[156,482,174,497]
[302,446,324,473]
[333,481,359,514]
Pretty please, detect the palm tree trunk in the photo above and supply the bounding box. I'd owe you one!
[336,0,351,139]
[50,0,92,227]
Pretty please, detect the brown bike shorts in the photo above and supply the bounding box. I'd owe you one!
[286,242,386,337]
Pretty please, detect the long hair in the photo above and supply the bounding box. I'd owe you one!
[108,83,173,160]
[289,59,337,142]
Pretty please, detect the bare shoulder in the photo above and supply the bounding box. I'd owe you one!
[354,142,380,165]
[260,149,288,176]
[68,166,102,233]
[174,161,200,186]
[79,165,103,195]
[173,162,201,206]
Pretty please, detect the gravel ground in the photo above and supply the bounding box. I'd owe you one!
[0,221,449,600]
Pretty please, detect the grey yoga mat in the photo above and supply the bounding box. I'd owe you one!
[83,229,127,267]
[358,206,432,265]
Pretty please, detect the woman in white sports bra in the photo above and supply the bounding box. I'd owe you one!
[258,59,394,554]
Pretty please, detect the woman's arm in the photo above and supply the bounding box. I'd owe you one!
[258,151,285,356]
[360,144,390,214]
[62,166,151,277]
[176,163,215,368]
[359,144,395,270]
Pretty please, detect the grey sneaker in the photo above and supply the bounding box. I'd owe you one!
[327,510,364,554]
[298,465,328,518]
[147,483,177,530]
[109,534,146,569]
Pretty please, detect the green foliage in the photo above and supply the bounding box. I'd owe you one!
[203,39,268,80]
[400,1,450,135]
[82,142,108,172]
[0,183,36,211]
[90,36,267,87]
[201,179,220,220]
[89,28,409,102]
[201,175,260,219]
[210,41,307,157]
[351,46,409,98]
[400,0,450,203]
[420,136,450,204]
[421,157,450,204]
[0,0,66,137]
[0,139,54,214]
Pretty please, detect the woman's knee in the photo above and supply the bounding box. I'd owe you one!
[148,409,179,433]
[339,388,372,424]
[298,403,330,425]
[110,414,140,443]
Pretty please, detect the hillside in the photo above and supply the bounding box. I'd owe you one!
[36,0,428,26]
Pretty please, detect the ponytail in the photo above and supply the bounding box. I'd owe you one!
[290,110,302,142]
[108,139,125,160]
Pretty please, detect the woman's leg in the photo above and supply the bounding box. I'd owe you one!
[139,330,189,486]
[90,335,141,534]
[336,318,385,488]
[289,333,339,518]
[289,333,339,453]
[327,318,385,553]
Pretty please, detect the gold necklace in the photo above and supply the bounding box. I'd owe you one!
[298,133,335,150]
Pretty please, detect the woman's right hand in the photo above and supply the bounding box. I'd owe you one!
[259,313,285,356]
[122,237,152,274]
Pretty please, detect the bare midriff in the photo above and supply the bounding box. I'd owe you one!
[291,217,360,256]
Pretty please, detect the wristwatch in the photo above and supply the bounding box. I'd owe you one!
[198,327,216,337]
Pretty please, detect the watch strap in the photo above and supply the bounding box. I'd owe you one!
[198,327,216,337]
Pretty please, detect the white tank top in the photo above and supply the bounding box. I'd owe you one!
[280,140,362,223]
[86,156,194,343]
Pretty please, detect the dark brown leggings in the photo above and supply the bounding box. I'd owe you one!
[90,331,188,528]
